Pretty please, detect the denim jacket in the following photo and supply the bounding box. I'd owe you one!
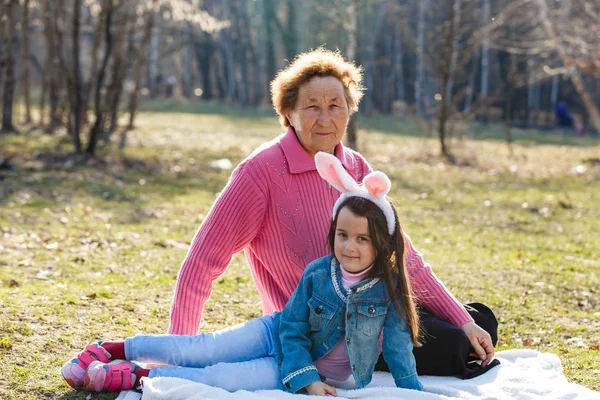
[271,254,422,393]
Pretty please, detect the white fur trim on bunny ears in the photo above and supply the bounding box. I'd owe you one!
[315,152,396,235]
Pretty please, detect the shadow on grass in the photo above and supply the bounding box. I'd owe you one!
[0,143,233,221]
[57,391,117,400]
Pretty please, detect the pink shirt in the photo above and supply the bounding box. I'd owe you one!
[168,127,472,335]
[315,265,374,381]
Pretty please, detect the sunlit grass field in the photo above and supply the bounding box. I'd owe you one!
[1,106,599,399]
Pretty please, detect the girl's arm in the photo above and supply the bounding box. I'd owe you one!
[381,305,423,391]
[279,267,322,394]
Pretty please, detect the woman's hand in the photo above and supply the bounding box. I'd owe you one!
[461,321,495,366]
[305,381,338,397]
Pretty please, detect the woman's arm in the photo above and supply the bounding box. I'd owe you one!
[168,164,267,335]
[403,234,495,365]
[403,233,472,327]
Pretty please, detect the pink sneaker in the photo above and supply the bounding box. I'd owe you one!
[84,360,137,392]
[61,341,111,388]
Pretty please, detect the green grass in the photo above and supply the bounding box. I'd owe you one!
[1,109,599,399]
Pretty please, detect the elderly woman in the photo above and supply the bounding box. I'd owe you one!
[168,48,498,378]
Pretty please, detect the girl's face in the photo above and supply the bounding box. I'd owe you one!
[334,206,377,273]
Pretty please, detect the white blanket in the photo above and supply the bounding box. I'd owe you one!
[116,350,599,400]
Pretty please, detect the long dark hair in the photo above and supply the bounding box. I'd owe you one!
[328,196,421,346]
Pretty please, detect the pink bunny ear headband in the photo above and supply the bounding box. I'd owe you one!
[314,152,395,235]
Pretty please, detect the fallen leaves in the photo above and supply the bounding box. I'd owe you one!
[523,338,535,347]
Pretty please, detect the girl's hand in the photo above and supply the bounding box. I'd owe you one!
[305,381,338,397]
[461,321,495,367]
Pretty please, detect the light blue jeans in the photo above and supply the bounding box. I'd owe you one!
[125,315,285,392]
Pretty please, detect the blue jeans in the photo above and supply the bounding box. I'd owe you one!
[125,315,285,392]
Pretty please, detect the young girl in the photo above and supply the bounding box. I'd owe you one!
[61,152,423,396]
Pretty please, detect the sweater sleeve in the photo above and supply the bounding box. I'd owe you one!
[403,234,473,327]
[168,162,267,335]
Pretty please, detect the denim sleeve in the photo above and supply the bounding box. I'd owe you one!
[382,306,423,391]
[279,267,321,393]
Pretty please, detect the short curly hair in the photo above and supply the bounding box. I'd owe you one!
[270,47,365,128]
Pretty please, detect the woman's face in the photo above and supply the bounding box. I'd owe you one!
[334,207,377,273]
[286,76,350,157]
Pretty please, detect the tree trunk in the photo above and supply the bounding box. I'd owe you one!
[343,0,358,150]
[87,0,114,155]
[0,2,4,118]
[249,0,264,105]
[362,0,388,115]
[107,4,134,135]
[445,0,461,107]
[222,1,236,102]
[21,0,32,124]
[415,0,426,117]
[236,2,251,106]
[504,79,514,149]
[394,17,405,108]
[43,0,61,133]
[464,50,478,113]
[436,1,456,160]
[480,0,490,122]
[283,0,298,60]
[38,56,47,126]
[127,2,155,130]
[263,0,277,86]
[438,100,448,157]
[0,1,3,109]
[297,1,307,52]
[1,0,17,133]
[182,23,193,98]
[83,1,105,127]
[194,32,214,100]
[550,75,559,107]
[220,22,235,101]
[499,47,516,150]
[527,55,538,127]
[71,0,83,153]
[148,18,161,97]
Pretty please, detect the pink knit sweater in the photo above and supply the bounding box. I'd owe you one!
[168,127,473,335]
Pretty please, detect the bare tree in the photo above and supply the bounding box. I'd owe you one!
[71,0,83,152]
[106,2,136,136]
[337,0,359,149]
[41,0,62,133]
[361,0,388,115]
[537,0,600,133]
[87,0,114,155]
[413,0,482,159]
[479,0,491,121]
[82,0,106,127]
[127,0,156,130]
[20,0,32,124]
[490,0,600,133]
[1,0,18,133]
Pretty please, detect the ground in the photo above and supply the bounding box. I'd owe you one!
[1,106,599,399]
